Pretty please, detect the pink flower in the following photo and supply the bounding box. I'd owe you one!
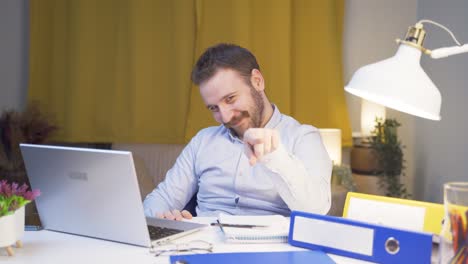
[1,181,39,200]
[16,183,29,196]
[24,189,41,201]
[11,182,19,194]
[0,180,13,197]
[0,181,40,216]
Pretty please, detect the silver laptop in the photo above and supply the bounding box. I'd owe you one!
[20,143,206,247]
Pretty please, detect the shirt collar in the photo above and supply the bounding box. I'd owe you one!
[225,104,282,142]
[264,104,282,129]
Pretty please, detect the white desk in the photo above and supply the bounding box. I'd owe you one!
[0,217,374,264]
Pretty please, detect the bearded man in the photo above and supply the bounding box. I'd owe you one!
[143,43,332,220]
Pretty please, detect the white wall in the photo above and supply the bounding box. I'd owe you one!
[0,0,29,111]
[414,0,468,202]
[343,0,418,195]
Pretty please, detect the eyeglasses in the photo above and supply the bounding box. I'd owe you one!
[150,240,213,257]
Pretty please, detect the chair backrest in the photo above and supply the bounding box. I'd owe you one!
[113,143,197,216]
[343,192,444,235]
[112,143,185,199]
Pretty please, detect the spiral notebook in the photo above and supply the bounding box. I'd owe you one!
[217,214,289,243]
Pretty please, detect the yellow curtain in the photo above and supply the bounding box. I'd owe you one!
[29,0,352,146]
[29,0,195,143]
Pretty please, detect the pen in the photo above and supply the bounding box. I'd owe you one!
[215,219,226,235]
[211,222,268,228]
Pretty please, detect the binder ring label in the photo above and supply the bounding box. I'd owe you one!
[385,237,400,255]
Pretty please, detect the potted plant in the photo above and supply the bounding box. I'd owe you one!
[0,103,58,183]
[0,103,57,226]
[332,164,356,192]
[0,180,40,256]
[370,118,410,198]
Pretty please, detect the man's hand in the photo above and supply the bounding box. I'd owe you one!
[155,210,193,221]
[243,128,280,165]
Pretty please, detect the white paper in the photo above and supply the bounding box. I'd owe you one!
[346,197,426,231]
[293,216,374,256]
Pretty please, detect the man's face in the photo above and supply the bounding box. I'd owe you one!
[199,68,265,138]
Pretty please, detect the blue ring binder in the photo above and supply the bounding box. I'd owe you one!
[288,210,433,263]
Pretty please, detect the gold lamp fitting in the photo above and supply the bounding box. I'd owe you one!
[396,23,432,55]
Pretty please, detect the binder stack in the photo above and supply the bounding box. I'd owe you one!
[288,211,433,263]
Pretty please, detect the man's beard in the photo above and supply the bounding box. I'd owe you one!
[249,86,265,128]
[224,86,265,131]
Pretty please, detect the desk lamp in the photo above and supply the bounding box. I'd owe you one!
[345,19,468,120]
[318,129,342,165]
[345,21,468,262]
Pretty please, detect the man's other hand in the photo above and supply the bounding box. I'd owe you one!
[155,210,193,221]
[243,128,279,165]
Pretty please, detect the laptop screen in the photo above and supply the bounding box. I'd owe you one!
[20,144,152,247]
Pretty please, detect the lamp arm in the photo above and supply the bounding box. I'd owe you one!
[431,44,468,59]
[415,19,467,59]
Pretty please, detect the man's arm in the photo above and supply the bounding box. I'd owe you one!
[143,137,199,218]
[244,126,332,214]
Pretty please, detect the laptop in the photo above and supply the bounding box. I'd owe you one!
[20,143,206,247]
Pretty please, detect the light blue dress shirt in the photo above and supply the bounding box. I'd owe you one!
[143,106,332,217]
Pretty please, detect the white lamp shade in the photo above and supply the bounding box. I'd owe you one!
[345,44,442,120]
[319,128,342,165]
[361,99,386,137]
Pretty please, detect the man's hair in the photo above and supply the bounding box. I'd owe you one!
[191,43,260,86]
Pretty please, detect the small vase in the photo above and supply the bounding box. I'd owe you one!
[15,206,25,244]
[0,213,17,256]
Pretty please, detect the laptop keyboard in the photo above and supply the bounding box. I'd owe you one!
[147,225,184,240]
